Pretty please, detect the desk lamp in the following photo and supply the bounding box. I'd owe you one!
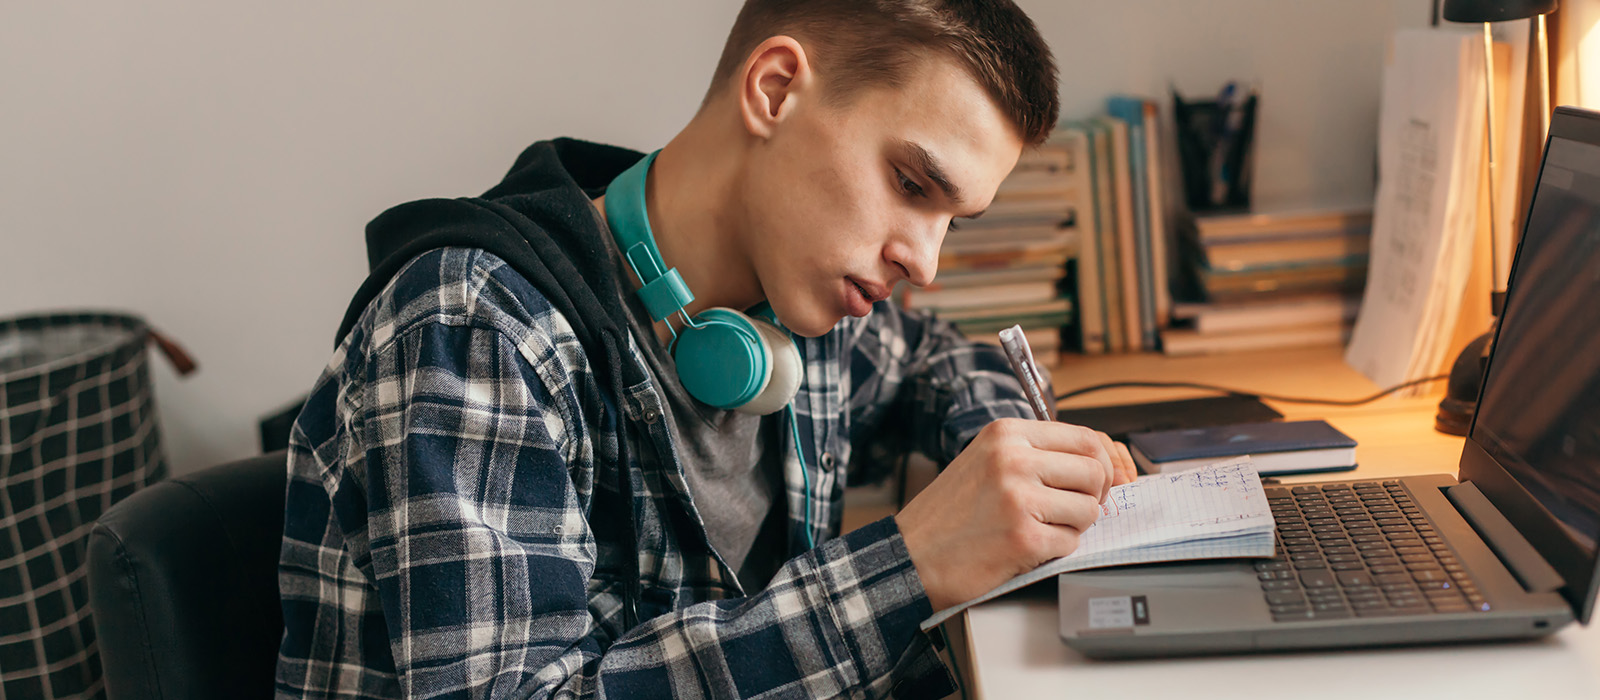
[1435,0,1556,435]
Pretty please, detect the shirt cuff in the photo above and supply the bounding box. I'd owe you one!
[809,516,954,698]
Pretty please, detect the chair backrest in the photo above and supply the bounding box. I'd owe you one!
[87,450,288,700]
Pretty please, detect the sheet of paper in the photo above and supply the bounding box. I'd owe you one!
[1346,28,1486,391]
[921,457,1274,629]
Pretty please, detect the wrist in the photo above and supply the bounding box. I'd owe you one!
[895,512,955,612]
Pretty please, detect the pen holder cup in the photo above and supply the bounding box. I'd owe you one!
[1172,90,1258,213]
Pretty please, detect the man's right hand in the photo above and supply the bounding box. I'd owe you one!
[894,418,1117,613]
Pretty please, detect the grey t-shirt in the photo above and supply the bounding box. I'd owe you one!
[596,222,789,591]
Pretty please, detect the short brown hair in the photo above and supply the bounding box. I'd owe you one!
[707,0,1060,146]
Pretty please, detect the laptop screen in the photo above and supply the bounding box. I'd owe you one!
[1470,112,1600,618]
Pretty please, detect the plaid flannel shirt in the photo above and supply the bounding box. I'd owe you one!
[276,247,1034,699]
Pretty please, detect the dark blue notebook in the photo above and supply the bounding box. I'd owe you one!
[1128,419,1357,475]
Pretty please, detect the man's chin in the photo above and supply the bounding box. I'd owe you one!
[779,308,847,338]
[784,320,837,338]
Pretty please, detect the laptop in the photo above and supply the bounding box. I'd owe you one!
[1057,105,1600,658]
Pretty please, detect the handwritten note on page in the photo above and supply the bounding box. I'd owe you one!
[921,457,1275,629]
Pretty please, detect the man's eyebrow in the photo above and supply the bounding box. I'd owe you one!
[901,140,967,208]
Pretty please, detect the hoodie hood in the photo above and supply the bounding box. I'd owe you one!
[335,138,647,384]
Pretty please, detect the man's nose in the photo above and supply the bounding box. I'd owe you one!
[885,225,943,287]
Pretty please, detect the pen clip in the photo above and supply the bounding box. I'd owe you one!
[1019,335,1048,393]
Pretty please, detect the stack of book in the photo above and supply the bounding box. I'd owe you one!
[912,93,1283,359]
[902,141,1079,366]
[1044,95,1175,355]
[1162,206,1372,356]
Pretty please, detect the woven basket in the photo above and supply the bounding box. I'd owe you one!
[0,312,192,699]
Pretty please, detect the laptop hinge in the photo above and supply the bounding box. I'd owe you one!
[1445,482,1565,593]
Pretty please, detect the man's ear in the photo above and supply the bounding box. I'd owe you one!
[738,36,810,140]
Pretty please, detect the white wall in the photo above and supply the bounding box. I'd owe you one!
[1036,1,1432,205]
[1,0,1428,475]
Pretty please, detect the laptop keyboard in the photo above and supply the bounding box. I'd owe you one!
[1257,480,1491,621]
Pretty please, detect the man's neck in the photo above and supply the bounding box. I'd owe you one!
[595,112,764,346]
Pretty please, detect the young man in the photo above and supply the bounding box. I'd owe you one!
[277,1,1136,698]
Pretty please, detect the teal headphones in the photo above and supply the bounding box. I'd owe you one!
[605,149,816,548]
[603,150,804,415]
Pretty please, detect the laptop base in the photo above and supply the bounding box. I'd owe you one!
[1057,475,1574,658]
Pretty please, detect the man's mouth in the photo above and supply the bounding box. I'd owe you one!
[843,276,883,317]
[848,277,889,303]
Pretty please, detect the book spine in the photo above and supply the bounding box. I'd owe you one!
[1105,118,1142,352]
[1090,122,1126,354]
[901,282,1060,310]
[1110,97,1156,350]
[1129,123,1156,350]
[1142,98,1172,343]
[1061,125,1106,354]
[1193,297,1360,334]
[1159,323,1352,357]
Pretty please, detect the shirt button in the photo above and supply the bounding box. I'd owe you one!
[642,407,660,423]
[820,452,836,470]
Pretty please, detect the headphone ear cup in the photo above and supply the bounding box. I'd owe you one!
[736,318,802,415]
[674,308,767,410]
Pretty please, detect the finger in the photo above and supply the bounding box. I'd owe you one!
[1111,440,1138,485]
[1030,487,1103,532]
[1032,451,1110,501]
[1011,421,1115,502]
[1005,419,1105,458]
[1029,522,1088,563]
[1093,431,1121,496]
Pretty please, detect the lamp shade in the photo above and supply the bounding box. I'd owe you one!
[1442,0,1558,22]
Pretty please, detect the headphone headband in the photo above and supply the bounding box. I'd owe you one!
[605,150,694,323]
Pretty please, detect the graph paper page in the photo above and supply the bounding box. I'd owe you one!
[1071,456,1273,557]
[922,457,1274,629]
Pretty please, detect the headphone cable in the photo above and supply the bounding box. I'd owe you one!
[786,403,815,549]
[1053,374,1450,407]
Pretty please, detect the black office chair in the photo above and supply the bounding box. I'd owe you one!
[86,450,288,700]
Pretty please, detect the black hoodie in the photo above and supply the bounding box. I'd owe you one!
[334,138,650,624]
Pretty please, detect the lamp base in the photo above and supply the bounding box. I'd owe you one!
[1435,330,1494,435]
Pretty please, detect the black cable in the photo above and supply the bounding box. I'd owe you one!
[1054,374,1451,407]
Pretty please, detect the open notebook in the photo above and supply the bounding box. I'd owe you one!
[921,457,1275,629]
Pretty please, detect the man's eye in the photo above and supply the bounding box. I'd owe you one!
[896,169,926,198]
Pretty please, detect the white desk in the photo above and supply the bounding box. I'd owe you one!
[948,345,1600,699]
[955,594,1600,699]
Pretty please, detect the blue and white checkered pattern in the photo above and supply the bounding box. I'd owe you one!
[276,247,1033,699]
